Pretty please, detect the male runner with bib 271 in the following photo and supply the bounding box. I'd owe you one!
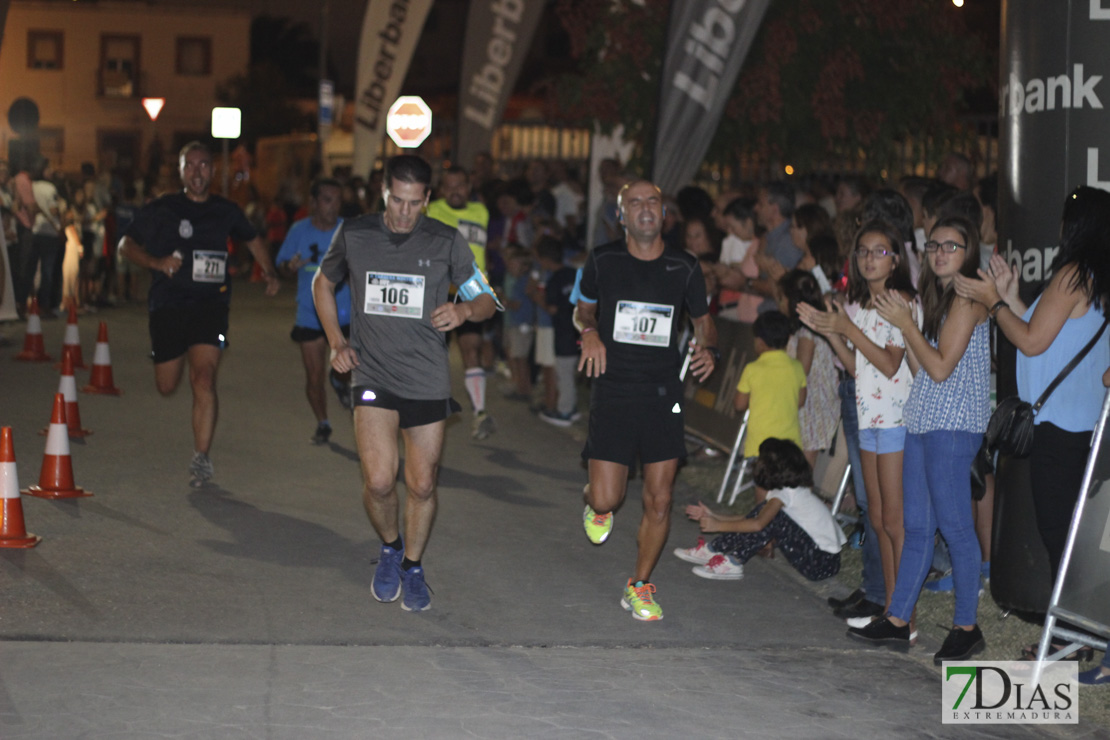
[120,141,280,489]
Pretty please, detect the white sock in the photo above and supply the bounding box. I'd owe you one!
[465,368,486,413]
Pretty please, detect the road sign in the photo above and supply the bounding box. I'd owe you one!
[142,98,165,121]
[386,96,432,148]
[211,107,241,139]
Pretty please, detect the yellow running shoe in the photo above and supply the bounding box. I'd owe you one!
[621,579,663,621]
[583,503,613,544]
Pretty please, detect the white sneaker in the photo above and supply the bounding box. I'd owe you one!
[674,537,715,565]
[846,614,877,629]
[846,614,919,643]
[692,554,744,580]
[471,411,496,440]
[189,452,214,488]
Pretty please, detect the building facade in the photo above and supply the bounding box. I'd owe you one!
[0,0,250,179]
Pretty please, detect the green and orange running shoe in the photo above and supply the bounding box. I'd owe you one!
[583,503,613,544]
[621,579,663,621]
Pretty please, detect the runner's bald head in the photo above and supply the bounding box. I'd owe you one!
[618,180,661,210]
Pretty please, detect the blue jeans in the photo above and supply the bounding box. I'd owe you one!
[890,430,983,626]
[839,377,884,604]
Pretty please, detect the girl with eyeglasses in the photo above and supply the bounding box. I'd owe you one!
[848,216,990,663]
[798,220,916,624]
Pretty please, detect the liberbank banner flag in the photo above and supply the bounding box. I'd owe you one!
[455,0,546,171]
[353,0,434,177]
[651,0,770,195]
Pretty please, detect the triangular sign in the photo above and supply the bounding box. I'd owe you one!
[142,98,165,121]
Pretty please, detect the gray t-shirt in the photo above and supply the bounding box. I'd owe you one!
[320,213,474,399]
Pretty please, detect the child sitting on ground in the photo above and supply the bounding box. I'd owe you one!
[735,310,807,501]
[675,438,846,581]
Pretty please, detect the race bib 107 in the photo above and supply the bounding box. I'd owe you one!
[365,271,425,319]
[613,300,674,347]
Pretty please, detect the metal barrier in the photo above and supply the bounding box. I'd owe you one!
[683,319,850,508]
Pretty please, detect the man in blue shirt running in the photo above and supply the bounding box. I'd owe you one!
[276,177,350,444]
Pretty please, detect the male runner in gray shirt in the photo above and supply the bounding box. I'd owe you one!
[313,155,497,612]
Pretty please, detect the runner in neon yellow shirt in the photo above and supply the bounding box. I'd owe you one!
[427,167,496,439]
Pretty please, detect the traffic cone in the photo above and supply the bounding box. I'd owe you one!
[24,393,92,499]
[0,428,41,548]
[58,303,86,369]
[42,353,92,438]
[81,322,122,395]
[14,298,52,362]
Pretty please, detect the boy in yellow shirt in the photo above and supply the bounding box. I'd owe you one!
[735,311,807,502]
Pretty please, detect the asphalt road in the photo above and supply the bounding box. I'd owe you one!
[0,284,1094,739]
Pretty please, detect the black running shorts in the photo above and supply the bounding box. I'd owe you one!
[353,385,461,429]
[149,301,229,363]
[290,324,350,343]
[453,316,494,338]
[582,381,687,467]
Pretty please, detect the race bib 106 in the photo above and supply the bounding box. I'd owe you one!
[365,271,425,319]
[613,300,674,347]
[192,251,227,283]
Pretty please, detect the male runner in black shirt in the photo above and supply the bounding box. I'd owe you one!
[577,179,718,621]
[120,141,279,488]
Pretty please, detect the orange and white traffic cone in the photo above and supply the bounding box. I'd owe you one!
[15,298,53,362]
[0,427,41,548]
[42,353,92,438]
[58,303,86,369]
[24,393,92,499]
[81,322,123,395]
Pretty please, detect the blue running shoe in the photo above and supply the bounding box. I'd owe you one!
[401,566,431,612]
[371,542,403,603]
[923,572,954,593]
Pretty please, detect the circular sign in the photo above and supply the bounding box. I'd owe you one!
[386,96,432,149]
[8,98,40,135]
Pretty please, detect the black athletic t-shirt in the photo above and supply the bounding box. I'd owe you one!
[578,241,707,385]
[546,266,579,357]
[126,193,257,310]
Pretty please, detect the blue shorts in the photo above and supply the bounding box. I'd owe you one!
[858,426,907,454]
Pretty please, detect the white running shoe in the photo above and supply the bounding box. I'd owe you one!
[692,554,744,580]
[674,537,715,565]
[846,614,918,643]
[472,411,496,440]
[189,452,214,488]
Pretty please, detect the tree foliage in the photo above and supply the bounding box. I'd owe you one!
[215,16,319,149]
[546,0,993,174]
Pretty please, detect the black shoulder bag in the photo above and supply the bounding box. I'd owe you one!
[985,318,1108,457]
